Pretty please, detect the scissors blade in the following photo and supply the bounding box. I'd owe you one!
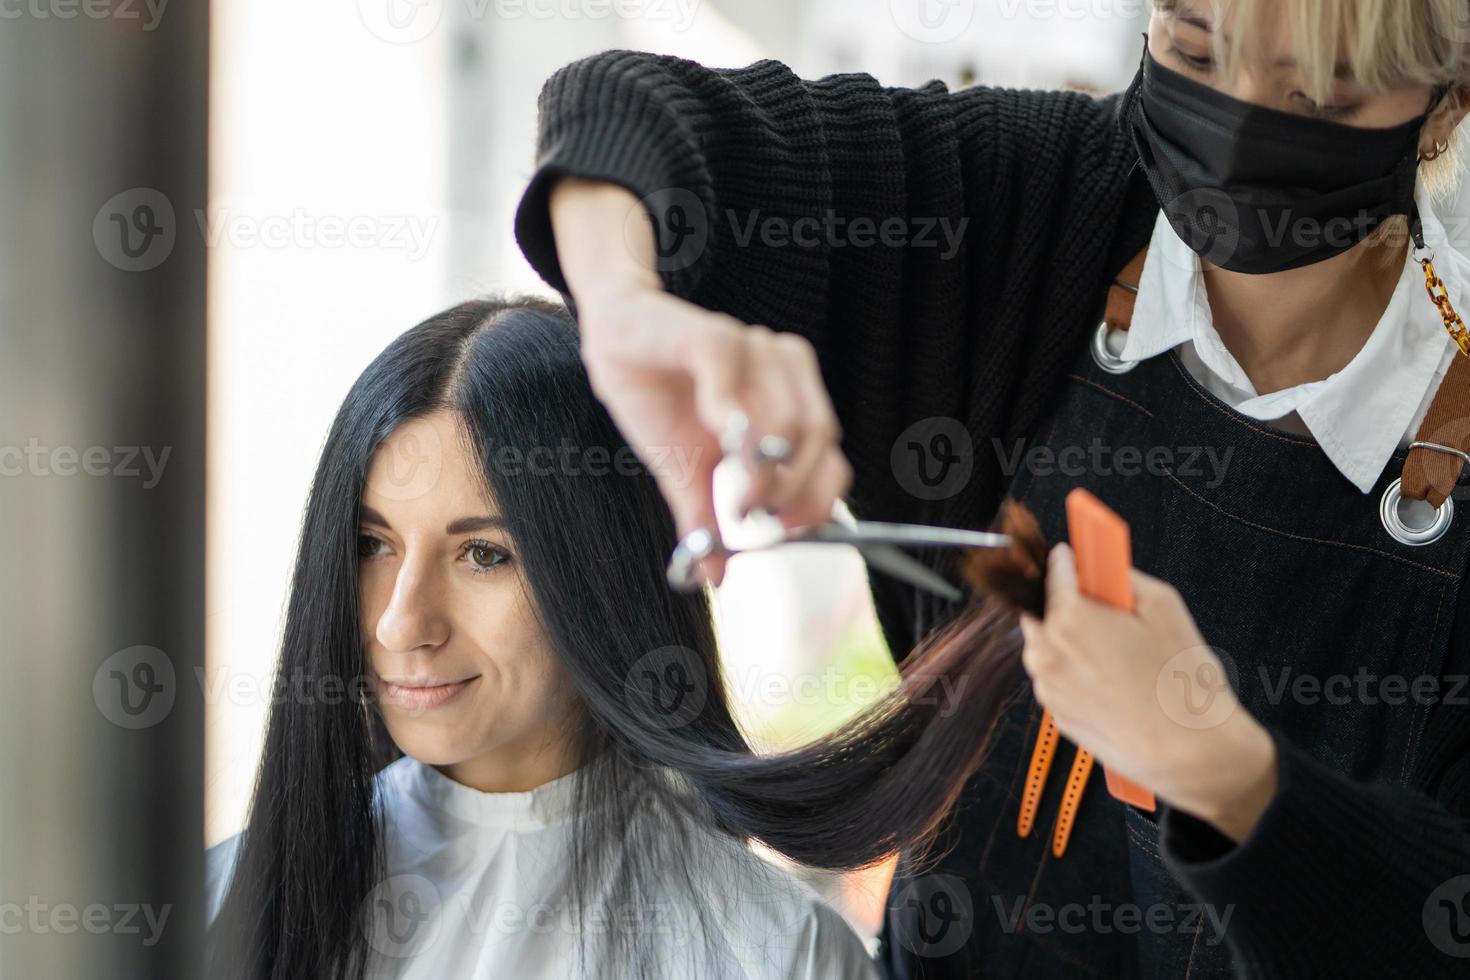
[856,543,964,603]
[797,521,1011,551]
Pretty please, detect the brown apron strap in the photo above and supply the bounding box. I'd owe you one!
[1402,355,1470,507]
[1102,246,1470,506]
[1104,249,1149,330]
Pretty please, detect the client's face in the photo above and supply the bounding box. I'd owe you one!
[357,408,578,791]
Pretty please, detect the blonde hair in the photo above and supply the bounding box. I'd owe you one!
[1156,0,1470,201]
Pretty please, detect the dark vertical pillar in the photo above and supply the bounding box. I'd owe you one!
[0,2,207,977]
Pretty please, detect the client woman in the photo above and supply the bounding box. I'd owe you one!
[203,296,1032,979]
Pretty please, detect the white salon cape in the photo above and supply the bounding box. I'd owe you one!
[1118,185,1465,492]
[207,756,881,979]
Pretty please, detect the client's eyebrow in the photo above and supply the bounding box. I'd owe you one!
[445,514,508,534]
[357,506,507,535]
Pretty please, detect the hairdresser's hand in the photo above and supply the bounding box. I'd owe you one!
[550,178,852,586]
[1018,544,1278,843]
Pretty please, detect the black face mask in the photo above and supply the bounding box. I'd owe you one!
[1123,38,1441,275]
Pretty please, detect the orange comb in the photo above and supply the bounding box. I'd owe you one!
[1017,489,1157,858]
[1065,489,1156,813]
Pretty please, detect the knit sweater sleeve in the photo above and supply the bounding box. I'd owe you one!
[514,50,1155,651]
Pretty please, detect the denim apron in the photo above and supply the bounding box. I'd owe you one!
[883,321,1470,979]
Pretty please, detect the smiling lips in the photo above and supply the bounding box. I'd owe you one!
[378,675,479,711]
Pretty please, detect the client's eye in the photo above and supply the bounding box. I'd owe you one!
[357,533,386,560]
[461,539,512,575]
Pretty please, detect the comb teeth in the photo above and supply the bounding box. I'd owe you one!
[956,500,1047,617]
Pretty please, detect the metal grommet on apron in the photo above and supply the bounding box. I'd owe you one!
[1091,271,1142,375]
[1091,321,1138,375]
[1382,365,1470,547]
[1379,477,1454,546]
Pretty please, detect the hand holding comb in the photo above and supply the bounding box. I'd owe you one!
[1017,489,1157,858]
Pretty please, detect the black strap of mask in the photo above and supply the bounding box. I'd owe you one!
[1411,83,1455,251]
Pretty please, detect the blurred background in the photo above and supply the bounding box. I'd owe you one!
[0,0,1257,975]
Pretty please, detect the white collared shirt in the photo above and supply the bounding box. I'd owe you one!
[1120,186,1464,494]
[206,757,880,980]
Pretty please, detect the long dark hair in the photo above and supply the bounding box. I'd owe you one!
[207,296,1038,979]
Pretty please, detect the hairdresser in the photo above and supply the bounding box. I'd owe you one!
[513,1,1470,976]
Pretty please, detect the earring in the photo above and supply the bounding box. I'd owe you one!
[1421,139,1452,163]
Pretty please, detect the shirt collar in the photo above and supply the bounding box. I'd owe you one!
[1122,186,1462,494]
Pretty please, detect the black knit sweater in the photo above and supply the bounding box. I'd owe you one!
[514,51,1470,979]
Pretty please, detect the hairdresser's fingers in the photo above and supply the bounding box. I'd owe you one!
[577,290,752,588]
[680,315,755,439]
[1130,568,1195,637]
[749,333,845,523]
[1018,612,1059,679]
[653,452,728,589]
[1040,542,1081,638]
[730,327,805,514]
[774,447,853,531]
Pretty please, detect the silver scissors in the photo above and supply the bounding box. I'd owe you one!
[665,414,1010,601]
